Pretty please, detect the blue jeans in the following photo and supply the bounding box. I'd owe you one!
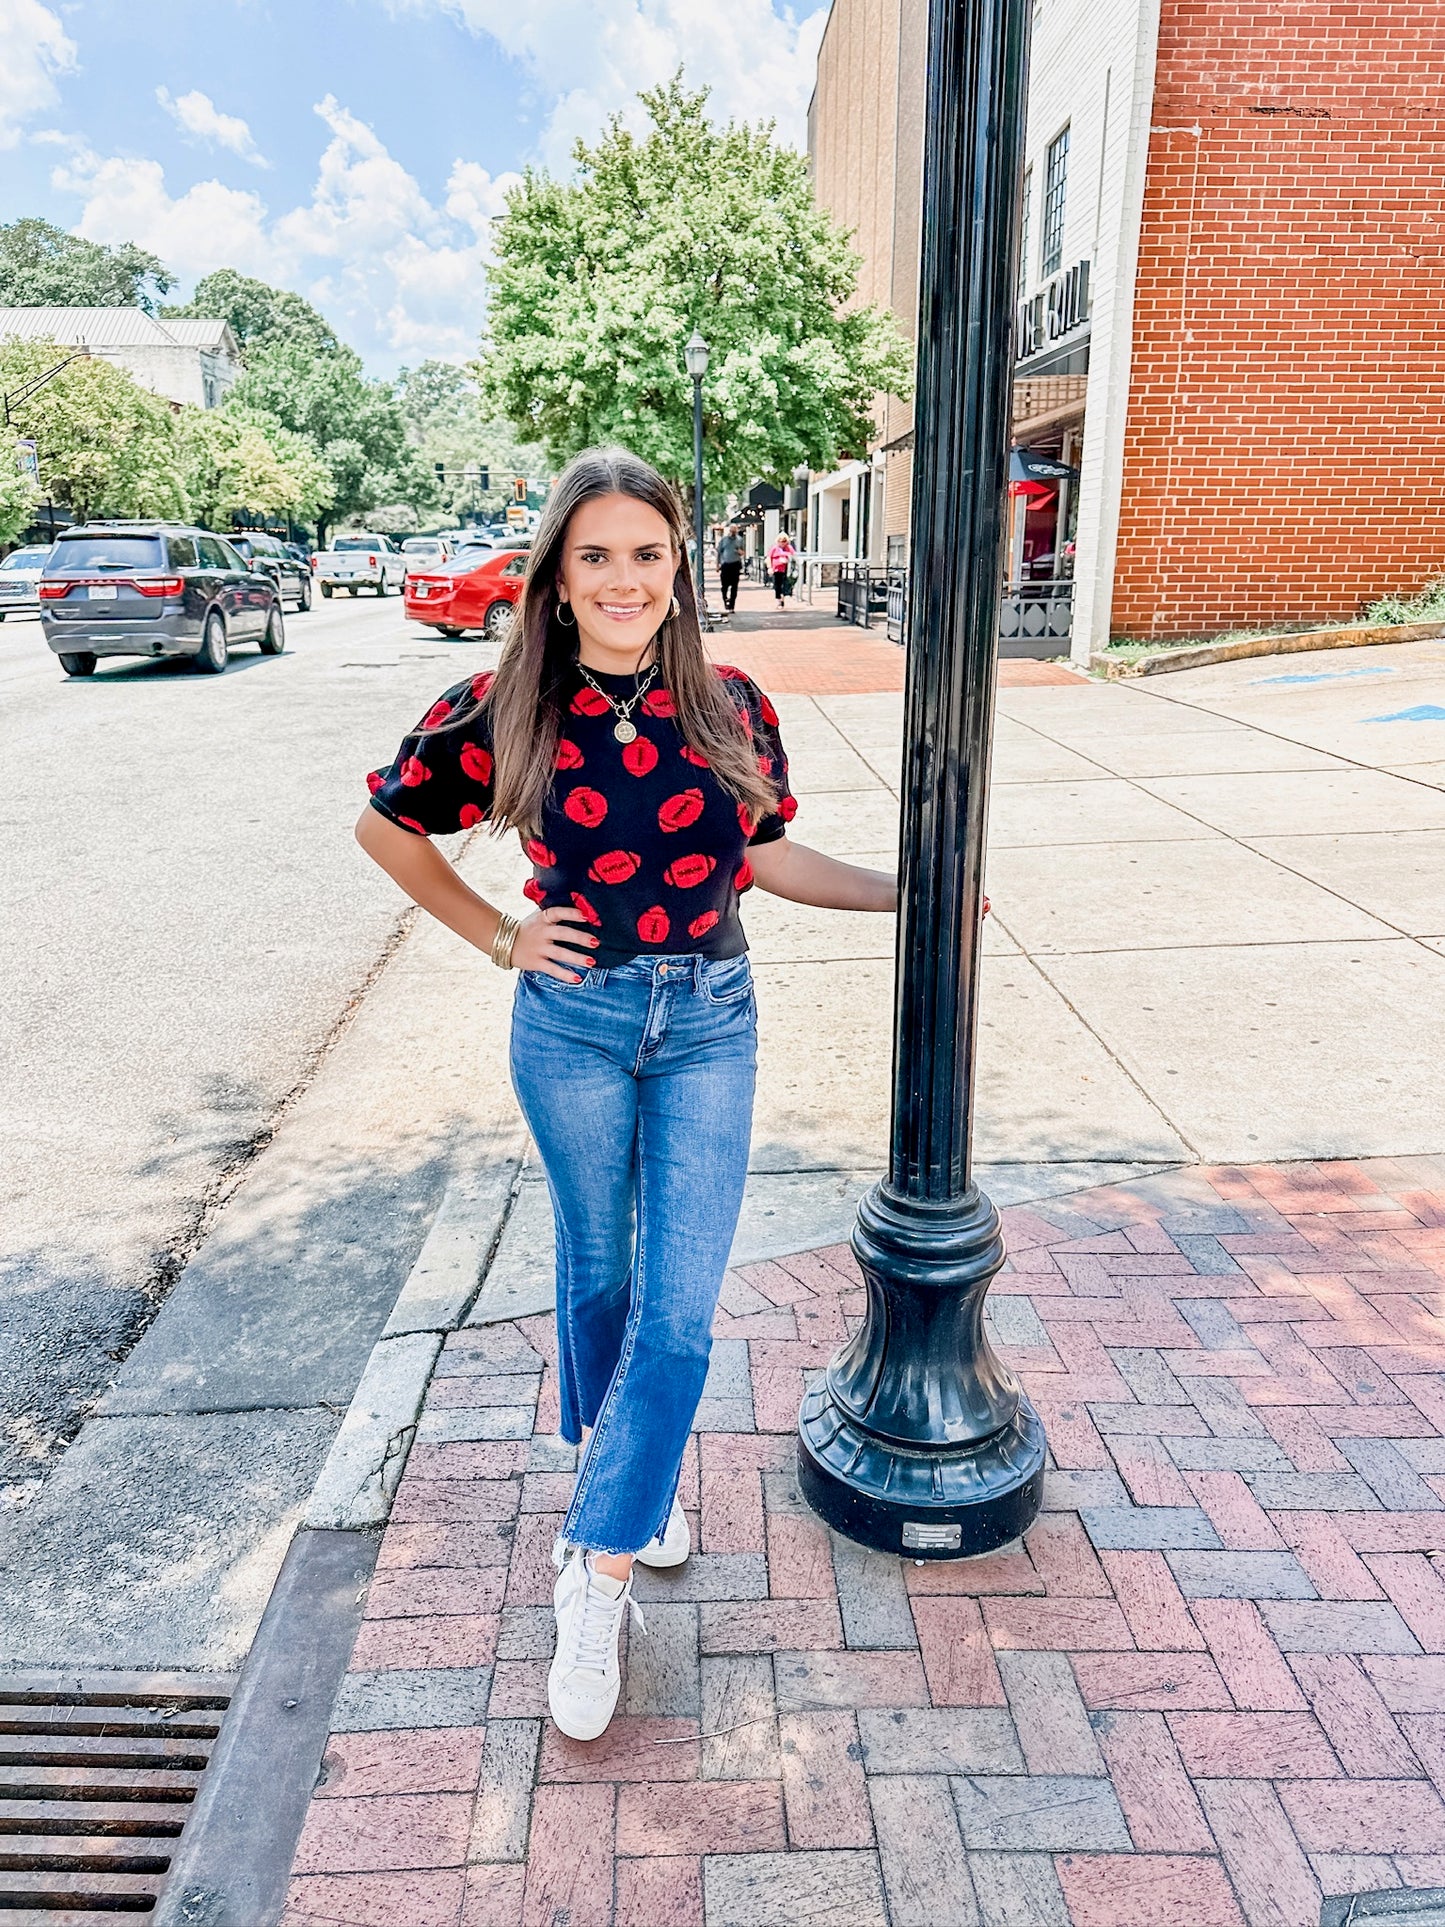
[509,952,757,1555]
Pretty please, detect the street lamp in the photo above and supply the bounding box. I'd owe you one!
[684,328,710,627]
[796,0,1045,1558]
[3,345,91,427]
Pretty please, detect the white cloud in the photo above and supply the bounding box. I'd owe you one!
[156,87,268,167]
[52,102,509,369]
[390,0,828,168]
[0,0,76,149]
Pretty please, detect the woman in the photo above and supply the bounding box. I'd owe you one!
[767,532,796,607]
[358,448,894,1742]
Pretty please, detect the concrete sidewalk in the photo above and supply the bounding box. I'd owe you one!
[280,1155,1445,1927]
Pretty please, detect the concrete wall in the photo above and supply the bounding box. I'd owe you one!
[97,343,239,411]
[1109,0,1445,640]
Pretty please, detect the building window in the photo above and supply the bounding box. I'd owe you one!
[1019,167,1032,294]
[840,496,851,547]
[1041,126,1069,277]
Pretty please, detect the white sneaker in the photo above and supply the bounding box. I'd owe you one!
[548,1548,641,1741]
[634,1494,691,1569]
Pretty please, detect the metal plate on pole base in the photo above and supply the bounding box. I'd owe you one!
[798,1387,1045,1559]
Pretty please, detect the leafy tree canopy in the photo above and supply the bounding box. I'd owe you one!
[164,270,341,357]
[0,456,38,547]
[0,338,185,523]
[395,358,548,525]
[0,218,176,314]
[478,77,912,493]
[178,404,334,529]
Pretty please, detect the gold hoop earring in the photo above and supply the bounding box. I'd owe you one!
[670,596,680,619]
[556,601,576,628]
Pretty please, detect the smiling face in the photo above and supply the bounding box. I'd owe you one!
[557,492,678,675]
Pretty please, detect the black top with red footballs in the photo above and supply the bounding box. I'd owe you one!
[367,660,797,969]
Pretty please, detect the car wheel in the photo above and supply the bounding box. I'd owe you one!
[297,576,313,612]
[195,610,229,674]
[58,651,97,677]
[483,600,513,640]
[376,577,390,597]
[321,583,333,599]
[259,605,286,655]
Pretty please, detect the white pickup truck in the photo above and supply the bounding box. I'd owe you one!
[313,534,409,598]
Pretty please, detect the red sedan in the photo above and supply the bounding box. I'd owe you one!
[404,548,527,639]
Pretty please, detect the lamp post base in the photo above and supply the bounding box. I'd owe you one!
[795,1180,1047,1558]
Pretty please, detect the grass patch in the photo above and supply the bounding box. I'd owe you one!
[1362,579,1445,626]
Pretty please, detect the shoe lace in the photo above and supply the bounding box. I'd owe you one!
[565,1562,645,1677]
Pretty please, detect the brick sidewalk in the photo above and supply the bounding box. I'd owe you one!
[281,1157,1445,1927]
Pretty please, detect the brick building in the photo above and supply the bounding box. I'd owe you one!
[807,0,1445,658]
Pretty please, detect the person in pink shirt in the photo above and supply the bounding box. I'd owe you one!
[768,534,796,607]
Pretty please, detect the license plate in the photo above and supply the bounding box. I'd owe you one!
[413,585,431,597]
[87,584,118,600]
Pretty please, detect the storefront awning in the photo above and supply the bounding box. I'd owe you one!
[1009,448,1079,483]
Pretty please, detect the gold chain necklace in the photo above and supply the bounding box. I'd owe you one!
[575,657,661,744]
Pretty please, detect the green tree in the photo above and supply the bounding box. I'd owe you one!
[395,358,548,526]
[0,218,175,314]
[0,454,38,547]
[0,339,185,522]
[163,269,340,356]
[478,77,912,491]
[178,405,333,529]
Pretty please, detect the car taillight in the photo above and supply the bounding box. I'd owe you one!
[135,577,185,598]
[38,580,69,600]
[310,555,318,571]
[368,554,378,567]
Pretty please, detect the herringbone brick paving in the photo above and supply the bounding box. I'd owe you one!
[282,1158,1445,1926]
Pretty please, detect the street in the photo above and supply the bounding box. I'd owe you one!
[0,596,502,1498]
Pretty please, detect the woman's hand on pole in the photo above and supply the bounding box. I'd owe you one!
[512,907,599,981]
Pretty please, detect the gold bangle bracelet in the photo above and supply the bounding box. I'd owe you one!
[490,913,521,970]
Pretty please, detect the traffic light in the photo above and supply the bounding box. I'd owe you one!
[513,476,527,503]
[478,466,490,492]
[434,461,446,483]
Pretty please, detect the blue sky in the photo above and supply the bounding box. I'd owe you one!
[1,0,827,374]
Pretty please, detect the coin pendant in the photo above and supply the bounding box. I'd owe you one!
[613,719,637,744]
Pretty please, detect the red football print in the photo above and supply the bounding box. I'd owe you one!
[757,753,774,777]
[735,860,755,892]
[663,853,717,890]
[715,663,745,681]
[571,686,610,717]
[564,786,608,827]
[524,838,556,867]
[636,905,671,944]
[555,737,584,770]
[688,910,720,939]
[622,736,659,777]
[589,849,642,885]
[470,671,495,702]
[679,744,710,767]
[522,877,546,904]
[399,816,428,835]
[400,755,431,787]
[659,788,704,832]
[460,803,485,829]
[641,688,676,718]
[737,801,755,835]
[779,795,798,821]
[423,698,452,728]
[460,741,493,784]
[759,692,779,726]
[366,768,384,795]
[570,891,601,927]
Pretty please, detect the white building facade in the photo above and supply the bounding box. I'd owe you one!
[0,308,242,411]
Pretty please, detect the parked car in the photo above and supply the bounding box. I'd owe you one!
[400,536,456,581]
[404,546,528,639]
[38,522,284,677]
[312,534,408,598]
[0,544,51,619]
[231,530,313,612]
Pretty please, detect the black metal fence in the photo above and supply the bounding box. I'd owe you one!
[838,563,1074,656]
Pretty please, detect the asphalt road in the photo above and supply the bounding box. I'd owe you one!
[0,593,498,1498]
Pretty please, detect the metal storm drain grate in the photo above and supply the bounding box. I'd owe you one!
[0,1671,232,1919]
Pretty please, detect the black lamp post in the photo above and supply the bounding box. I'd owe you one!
[796,0,1045,1558]
[684,328,710,627]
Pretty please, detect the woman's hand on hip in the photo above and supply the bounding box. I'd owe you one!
[514,906,599,980]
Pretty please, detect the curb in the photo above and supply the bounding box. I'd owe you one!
[1092,616,1445,679]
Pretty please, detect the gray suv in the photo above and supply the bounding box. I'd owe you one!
[39,522,284,677]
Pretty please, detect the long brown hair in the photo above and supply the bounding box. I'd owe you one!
[429,447,777,837]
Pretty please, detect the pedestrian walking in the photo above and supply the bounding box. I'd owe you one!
[716,523,742,616]
[358,447,896,1743]
[768,532,796,606]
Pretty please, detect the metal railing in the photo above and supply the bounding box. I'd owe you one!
[834,568,1073,652]
[836,561,904,632]
[1000,578,1074,645]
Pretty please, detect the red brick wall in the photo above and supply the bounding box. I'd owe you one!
[1110,0,1445,640]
